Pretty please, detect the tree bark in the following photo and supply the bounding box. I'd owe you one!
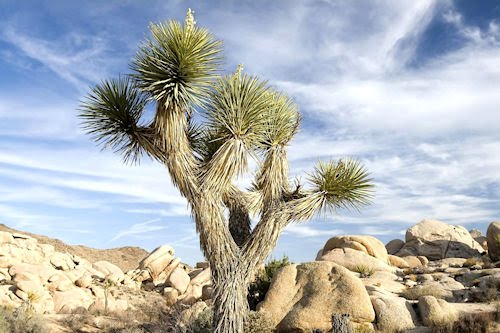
[212,264,248,333]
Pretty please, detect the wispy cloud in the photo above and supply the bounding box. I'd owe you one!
[0,27,114,92]
[110,219,167,243]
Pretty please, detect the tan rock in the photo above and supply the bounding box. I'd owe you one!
[323,235,389,262]
[258,261,375,332]
[386,239,405,255]
[53,288,94,313]
[190,267,211,286]
[50,252,75,271]
[10,262,56,284]
[48,273,74,291]
[38,244,55,257]
[320,248,395,272]
[397,219,484,260]
[388,255,409,268]
[363,271,406,294]
[0,231,14,244]
[401,256,424,268]
[487,221,500,261]
[75,273,93,288]
[418,296,458,327]
[139,245,174,280]
[195,261,209,269]
[163,287,179,306]
[93,261,124,284]
[153,258,180,286]
[167,267,190,293]
[371,295,417,332]
[0,285,21,308]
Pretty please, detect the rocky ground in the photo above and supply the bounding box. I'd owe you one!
[0,219,498,332]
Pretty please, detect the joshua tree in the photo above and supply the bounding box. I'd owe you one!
[79,9,373,333]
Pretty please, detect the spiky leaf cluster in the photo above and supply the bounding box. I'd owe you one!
[308,159,373,212]
[79,77,149,163]
[131,18,222,110]
[259,91,299,149]
[205,73,270,149]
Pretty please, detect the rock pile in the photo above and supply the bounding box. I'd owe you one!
[0,219,499,333]
[0,231,211,315]
[257,219,500,332]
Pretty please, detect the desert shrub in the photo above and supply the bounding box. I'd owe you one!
[463,257,482,268]
[470,277,500,302]
[0,305,49,333]
[186,309,275,333]
[244,311,275,333]
[353,265,374,278]
[400,285,446,300]
[431,312,495,333]
[189,308,212,333]
[247,255,291,310]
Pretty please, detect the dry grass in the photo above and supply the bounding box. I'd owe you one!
[0,305,49,333]
[463,257,482,268]
[431,312,497,333]
[353,265,374,278]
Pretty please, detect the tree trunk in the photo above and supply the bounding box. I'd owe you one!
[212,266,248,333]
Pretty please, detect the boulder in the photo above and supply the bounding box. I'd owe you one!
[397,219,484,260]
[257,261,375,332]
[75,273,93,288]
[323,235,389,262]
[48,273,74,291]
[388,255,409,268]
[487,222,500,261]
[401,256,425,268]
[139,245,175,279]
[320,248,395,273]
[163,287,179,306]
[50,252,76,271]
[0,231,14,244]
[167,267,190,294]
[53,288,94,313]
[386,239,405,255]
[363,271,406,294]
[93,261,124,284]
[418,296,458,327]
[371,295,417,332]
[153,258,180,286]
[469,229,488,250]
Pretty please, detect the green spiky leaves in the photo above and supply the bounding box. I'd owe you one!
[205,73,270,148]
[260,91,300,149]
[79,77,150,163]
[132,13,222,110]
[308,159,374,212]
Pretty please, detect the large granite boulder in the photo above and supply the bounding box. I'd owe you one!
[322,235,389,263]
[371,295,417,332]
[320,248,395,273]
[139,245,175,283]
[385,239,405,255]
[396,219,484,260]
[418,296,458,327]
[487,222,500,261]
[257,261,375,332]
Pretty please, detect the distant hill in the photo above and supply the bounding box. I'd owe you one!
[0,223,148,271]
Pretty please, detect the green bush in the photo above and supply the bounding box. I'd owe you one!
[247,255,291,310]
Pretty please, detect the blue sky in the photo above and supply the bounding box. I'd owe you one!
[1,0,500,265]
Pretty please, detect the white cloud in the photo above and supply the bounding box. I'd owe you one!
[110,219,167,242]
[284,224,344,238]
